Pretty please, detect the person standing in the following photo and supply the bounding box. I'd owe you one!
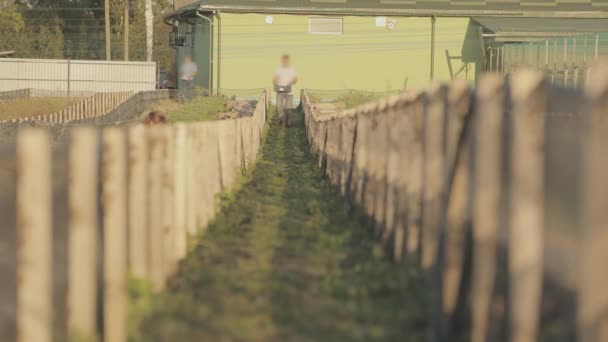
[180,55,198,99]
[273,54,298,127]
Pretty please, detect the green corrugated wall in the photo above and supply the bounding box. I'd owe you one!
[214,14,480,93]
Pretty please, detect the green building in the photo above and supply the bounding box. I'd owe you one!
[166,0,608,94]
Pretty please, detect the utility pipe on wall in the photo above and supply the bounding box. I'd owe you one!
[196,11,214,93]
[217,11,222,94]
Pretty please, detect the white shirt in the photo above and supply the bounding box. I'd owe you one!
[274,66,298,87]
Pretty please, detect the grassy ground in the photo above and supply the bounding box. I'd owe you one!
[131,109,427,342]
[167,96,227,123]
[0,97,79,120]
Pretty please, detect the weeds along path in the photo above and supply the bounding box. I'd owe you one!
[134,111,427,342]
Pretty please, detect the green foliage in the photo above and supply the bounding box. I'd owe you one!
[0,0,25,52]
[127,276,155,342]
[168,96,227,122]
[1,0,173,66]
[130,110,428,341]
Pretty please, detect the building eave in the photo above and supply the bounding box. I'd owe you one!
[166,1,608,19]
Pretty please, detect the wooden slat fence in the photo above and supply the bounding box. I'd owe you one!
[0,91,267,342]
[0,91,133,125]
[301,62,608,342]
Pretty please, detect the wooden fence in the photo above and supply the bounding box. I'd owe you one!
[0,91,267,342]
[0,89,30,102]
[301,62,608,341]
[0,91,133,125]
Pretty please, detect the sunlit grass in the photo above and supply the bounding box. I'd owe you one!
[168,96,227,123]
[0,97,79,120]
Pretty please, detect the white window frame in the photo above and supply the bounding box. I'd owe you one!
[308,17,344,35]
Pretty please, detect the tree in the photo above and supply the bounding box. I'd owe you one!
[0,0,25,52]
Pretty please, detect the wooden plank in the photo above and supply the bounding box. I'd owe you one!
[406,94,425,261]
[67,128,99,341]
[102,128,127,342]
[127,125,148,279]
[509,69,546,342]
[440,80,472,337]
[578,60,608,342]
[16,129,52,342]
[173,124,187,261]
[160,127,176,278]
[147,127,165,291]
[421,84,448,271]
[470,74,504,342]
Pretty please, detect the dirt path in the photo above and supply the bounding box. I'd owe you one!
[133,111,427,342]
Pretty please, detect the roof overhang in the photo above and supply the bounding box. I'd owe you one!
[167,1,608,19]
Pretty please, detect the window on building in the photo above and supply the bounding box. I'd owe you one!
[309,17,343,35]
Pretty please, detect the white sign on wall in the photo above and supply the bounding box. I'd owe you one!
[376,17,387,27]
[265,16,274,24]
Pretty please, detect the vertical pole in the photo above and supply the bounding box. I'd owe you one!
[105,0,111,60]
[17,129,52,342]
[124,0,129,61]
[573,37,577,68]
[545,40,549,68]
[510,70,546,342]
[430,15,436,80]
[103,128,127,342]
[584,35,588,65]
[68,128,98,341]
[489,48,494,71]
[67,59,71,97]
[564,37,568,67]
[145,0,153,62]
[595,33,599,60]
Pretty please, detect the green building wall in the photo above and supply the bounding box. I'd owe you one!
[178,13,483,94]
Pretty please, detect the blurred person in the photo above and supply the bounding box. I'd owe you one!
[273,54,298,127]
[180,55,198,99]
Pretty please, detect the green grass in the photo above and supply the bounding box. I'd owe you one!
[131,109,427,341]
[336,91,393,109]
[168,96,227,122]
[0,97,79,120]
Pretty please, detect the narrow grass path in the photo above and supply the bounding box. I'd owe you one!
[134,111,427,342]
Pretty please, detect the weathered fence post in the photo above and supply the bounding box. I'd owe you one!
[147,128,165,291]
[421,84,448,271]
[509,69,546,342]
[470,74,505,342]
[406,94,425,260]
[173,124,188,261]
[440,80,472,339]
[102,128,127,342]
[128,125,148,279]
[16,129,52,342]
[68,128,99,341]
[578,60,608,342]
[161,126,176,278]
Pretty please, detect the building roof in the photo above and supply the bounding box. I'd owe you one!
[169,0,608,19]
[474,17,608,34]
